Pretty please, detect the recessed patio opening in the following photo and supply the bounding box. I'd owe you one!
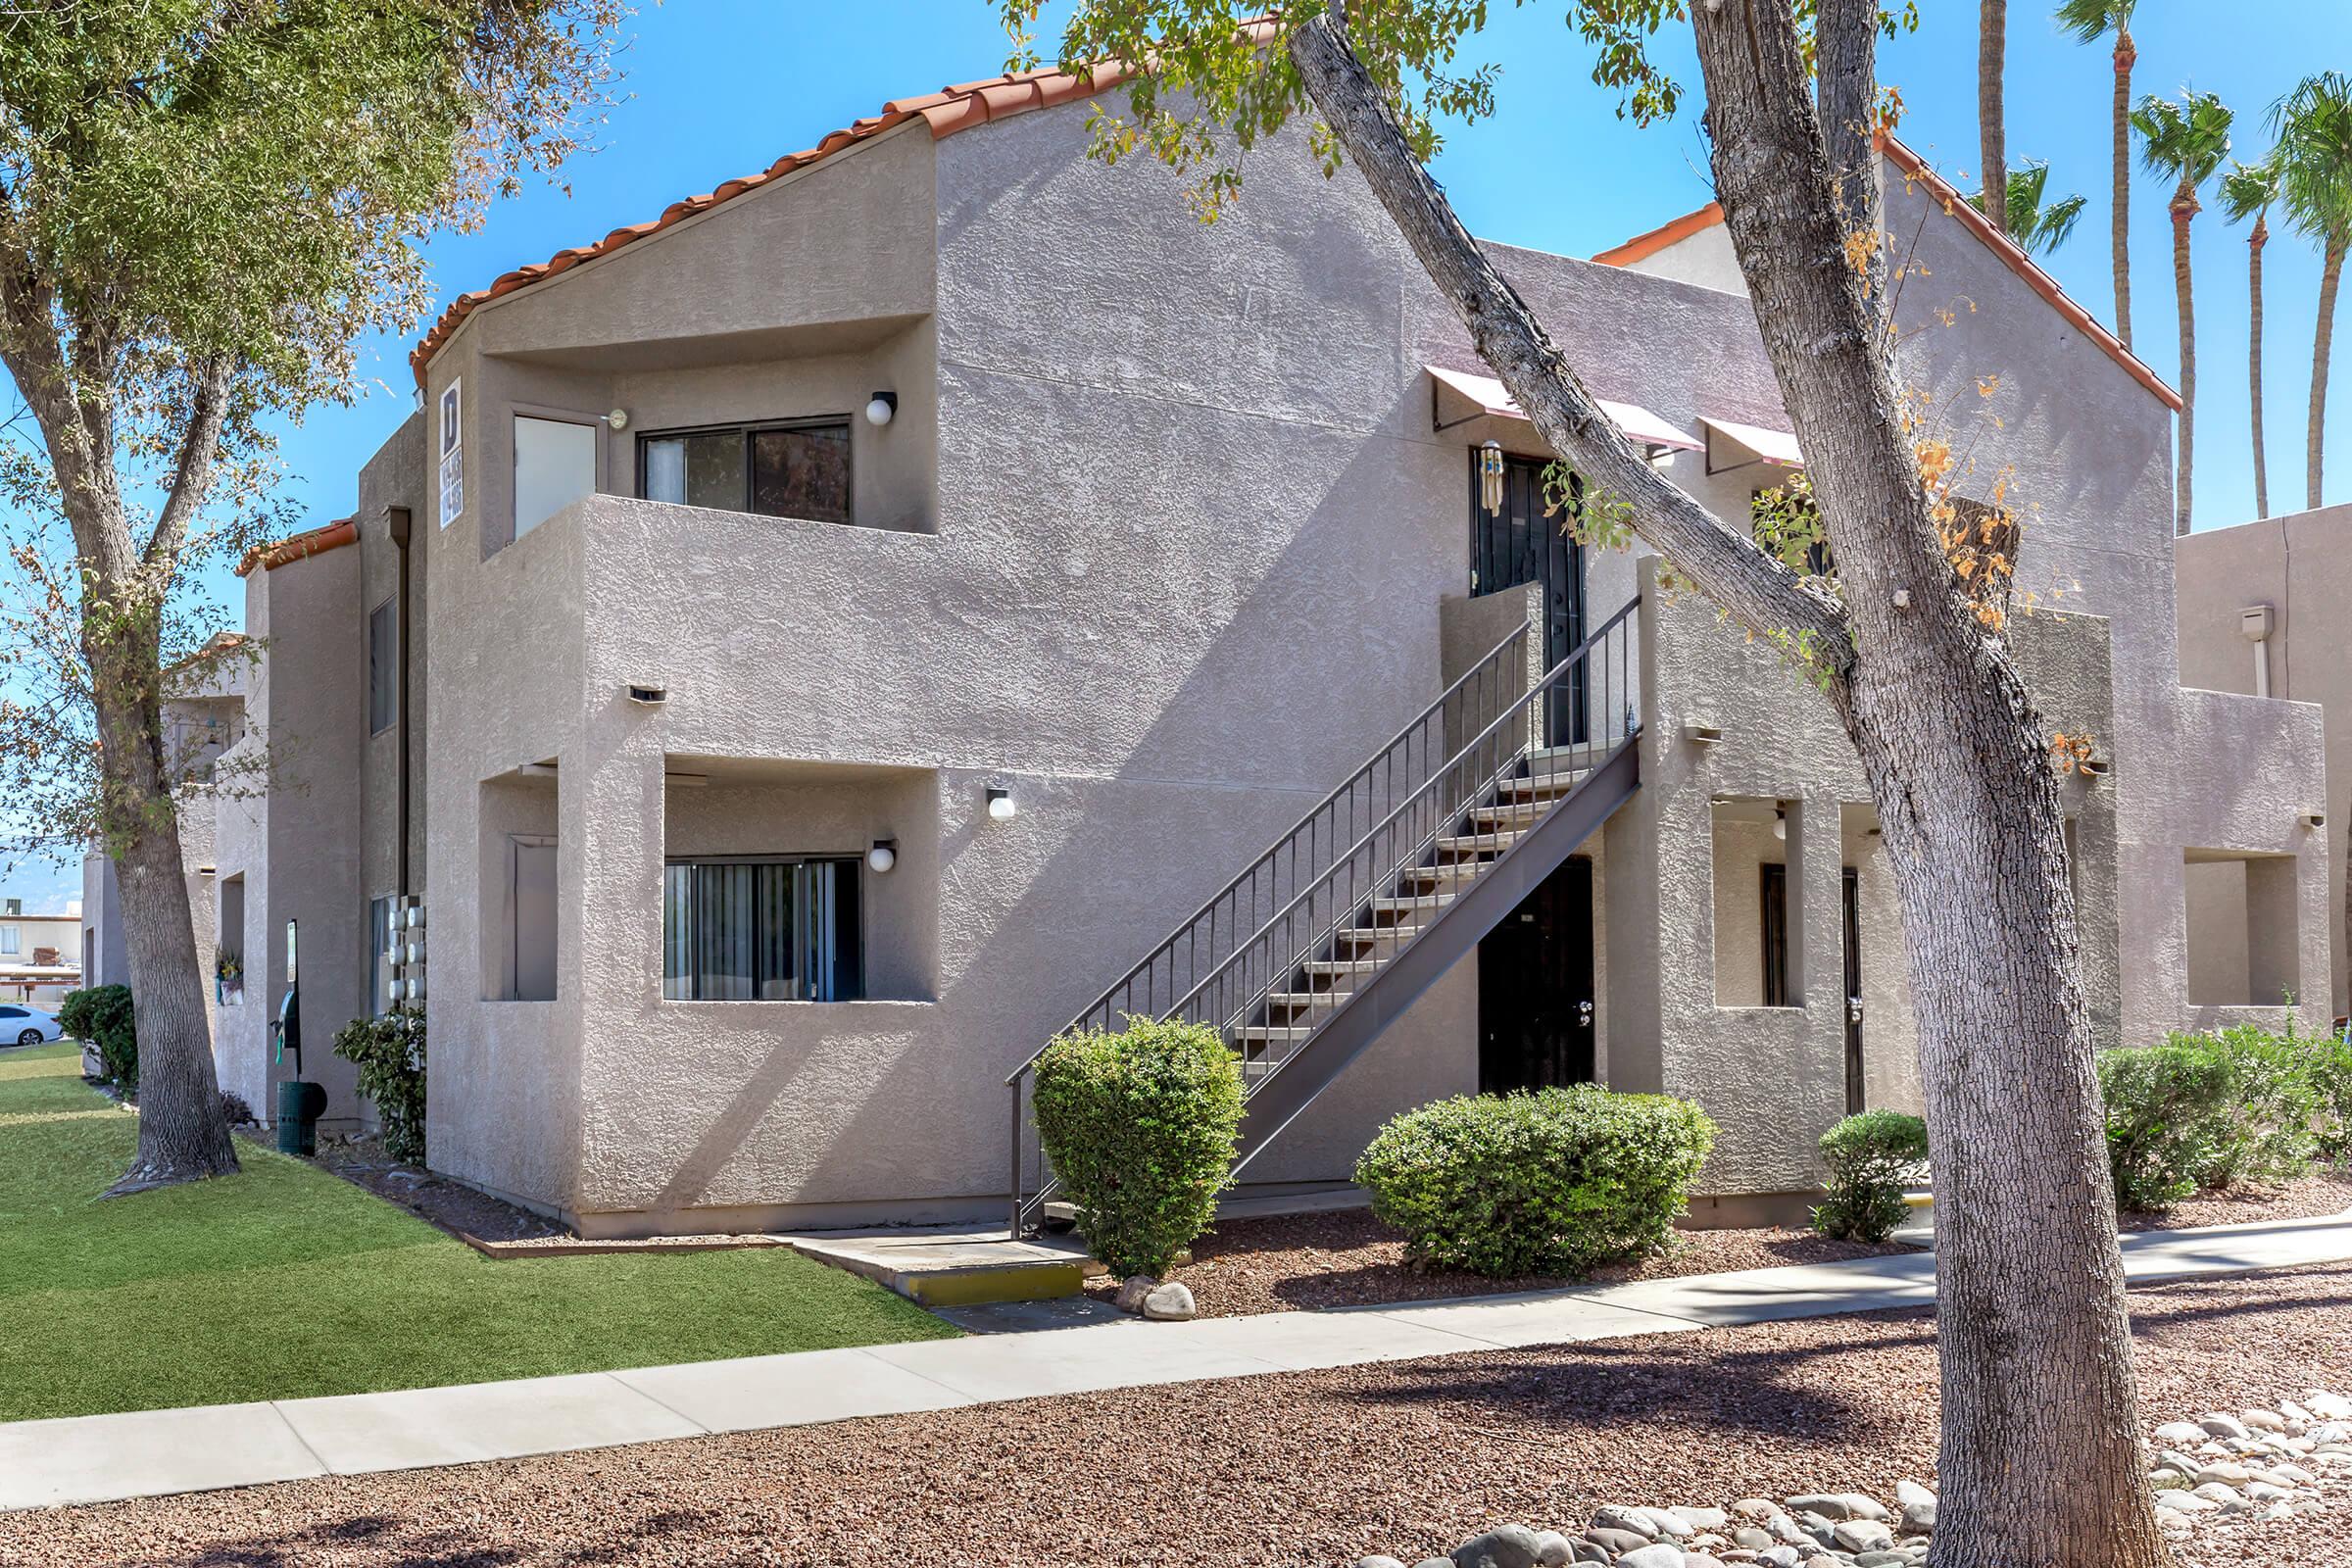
[2183,850,2299,1007]
[479,771,559,1003]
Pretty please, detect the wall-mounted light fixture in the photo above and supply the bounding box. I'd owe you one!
[867,838,899,873]
[986,786,1016,821]
[606,408,630,432]
[864,391,899,427]
[1771,805,1788,842]
[2301,808,2328,830]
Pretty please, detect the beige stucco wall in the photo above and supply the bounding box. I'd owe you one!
[378,91,2332,1234]
[2177,506,2349,1017]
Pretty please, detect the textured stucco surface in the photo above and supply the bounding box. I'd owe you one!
[2177,505,2350,1016]
[326,96,2335,1230]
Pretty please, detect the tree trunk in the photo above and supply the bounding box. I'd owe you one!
[1979,0,2007,234]
[2249,218,2269,520]
[2172,183,2199,536]
[0,276,240,1194]
[2312,232,2345,512]
[1817,0,1886,312]
[2112,34,2135,349]
[1286,5,2169,1564]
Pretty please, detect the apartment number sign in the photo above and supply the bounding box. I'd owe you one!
[438,379,464,526]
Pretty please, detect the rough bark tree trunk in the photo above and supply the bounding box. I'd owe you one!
[0,267,240,1194]
[1817,0,1886,312]
[2311,232,2345,511]
[1286,5,2170,1564]
[2171,182,2199,535]
[2112,34,2136,349]
[1979,0,2007,235]
[2249,216,2269,520]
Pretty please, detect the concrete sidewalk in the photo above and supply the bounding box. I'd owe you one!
[6,1209,2348,1513]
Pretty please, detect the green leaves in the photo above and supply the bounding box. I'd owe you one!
[2132,87,2234,191]
[1811,1109,1928,1242]
[1031,1015,1244,1279]
[1353,1084,1716,1277]
[331,1007,426,1165]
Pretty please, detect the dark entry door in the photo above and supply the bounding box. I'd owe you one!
[1479,855,1595,1092]
[1470,453,1586,745]
[1842,867,1864,1114]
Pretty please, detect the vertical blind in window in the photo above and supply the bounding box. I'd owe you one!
[368,600,397,736]
[662,858,862,1001]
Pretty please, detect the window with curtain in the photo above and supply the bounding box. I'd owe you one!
[662,858,862,1001]
[640,420,851,524]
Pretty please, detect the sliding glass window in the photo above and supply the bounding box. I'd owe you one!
[662,857,862,1001]
[640,420,852,524]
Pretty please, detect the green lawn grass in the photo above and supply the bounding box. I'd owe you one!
[0,1043,957,1421]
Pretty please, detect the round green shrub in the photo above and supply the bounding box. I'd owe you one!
[1032,1015,1243,1280]
[2098,1040,2234,1211]
[332,1007,427,1165]
[1352,1085,1717,1278]
[1811,1109,1929,1242]
[59,984,137,1090]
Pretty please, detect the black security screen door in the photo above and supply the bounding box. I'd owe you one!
[1470,452,1587,745]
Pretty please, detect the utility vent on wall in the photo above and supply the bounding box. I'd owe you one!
[625,682,667,707]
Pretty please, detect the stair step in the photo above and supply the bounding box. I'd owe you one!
[1463,798,1553,831]
[1494,768,1592,803]
[1300,957,1385,978]
[1395,861,1486,890]
[1433,829,1528,859]
[1361,893,1457,919]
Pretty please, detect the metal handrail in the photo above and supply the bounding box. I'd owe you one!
[1005,597,1641,1236]
[1002,618,1533,1090]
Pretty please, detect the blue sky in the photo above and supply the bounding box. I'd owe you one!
[7,1,2349,909]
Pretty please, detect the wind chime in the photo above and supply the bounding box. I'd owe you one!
[1477,439,1506,514]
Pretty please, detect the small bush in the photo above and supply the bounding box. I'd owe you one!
[2312,1030,2352,1163]
[60,984,137,1090]
[2098,1041,2234,1211]
[1353,1085,1717,1278]
[2195,1021,2324,1188]
[220,1091,257,1128]
[332,1007,427,1165]
[1032,1016,1243,1279]
[1812,1110,1930,1243]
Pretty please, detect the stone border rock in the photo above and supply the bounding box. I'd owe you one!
[1351,1388,2352,1567]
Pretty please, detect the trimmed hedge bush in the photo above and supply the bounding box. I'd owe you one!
[2098,1039,2240,1211]
[1032,1015,1244,1280]
[59,984,137,1090]
[1811,1110,1929,1243]
[1353,1085,1716,1278]
[2099,1016,2349,1210]
[332,1007,428,1165]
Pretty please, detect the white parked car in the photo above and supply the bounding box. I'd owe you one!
[0,1004,63,1048]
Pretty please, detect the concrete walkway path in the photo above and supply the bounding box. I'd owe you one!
[6,1209,2348,1513]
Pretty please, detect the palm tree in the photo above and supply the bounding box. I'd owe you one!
[1985,160,2089,256]
[2054,0,2139,348]
[2273,73,2352,511]
[2134,89,2233,535]
[1981,0,2008,235]
[2220,154,2283,518]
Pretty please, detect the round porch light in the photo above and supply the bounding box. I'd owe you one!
[986,786,1016,821]
[864,391,899,426]
[867,840,898,874]
[606,408,629,431]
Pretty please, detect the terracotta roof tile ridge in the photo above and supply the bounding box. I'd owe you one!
[408,19,1279,386]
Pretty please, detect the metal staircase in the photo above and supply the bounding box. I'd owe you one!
[1004,596,1644,1237]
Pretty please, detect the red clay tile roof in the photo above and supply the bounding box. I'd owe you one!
[236,518,358,577]
[1592,137,2180,413]
[1591,202,1725,267]
[408,21,1279,387]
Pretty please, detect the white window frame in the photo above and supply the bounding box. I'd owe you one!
[438,379,464,526]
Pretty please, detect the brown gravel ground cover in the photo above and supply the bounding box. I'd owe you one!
[1087,1207,1920,1317]
[2122,1169,2352,1232]
[7,1262,2344,1568]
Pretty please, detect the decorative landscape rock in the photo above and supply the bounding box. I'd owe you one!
[1140,1280,1196,1320]
[1350,1390,2352,1568]
[1112,1274,1156,1312]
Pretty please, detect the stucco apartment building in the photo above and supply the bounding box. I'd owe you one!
[0,898,81,1014]
[2177,505,2352,1026]
[116,56,2329,1238]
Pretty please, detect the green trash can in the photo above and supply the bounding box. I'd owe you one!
[275,1079,327,1157]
